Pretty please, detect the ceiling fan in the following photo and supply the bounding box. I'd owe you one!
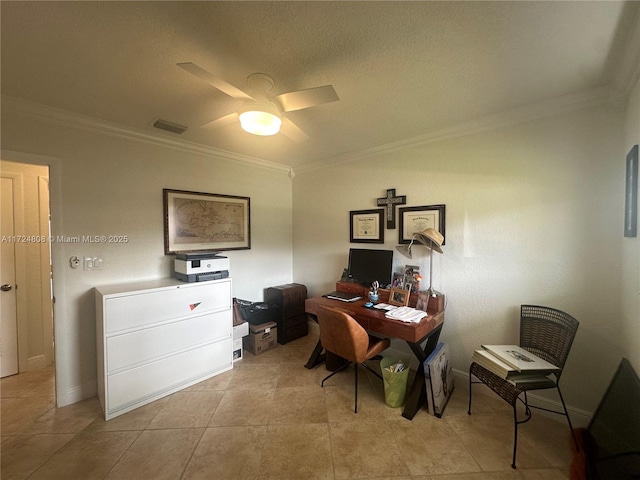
[177,62,339,142]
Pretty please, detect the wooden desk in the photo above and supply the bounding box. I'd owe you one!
[305,285,444,420]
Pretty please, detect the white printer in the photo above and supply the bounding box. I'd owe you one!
[174,252,230,282]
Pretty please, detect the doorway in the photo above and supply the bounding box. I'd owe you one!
[0,160,54,383]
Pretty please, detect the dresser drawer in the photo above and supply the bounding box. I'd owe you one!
[265,284,307,317]
[106,339,232,416]
[104,281,231,334]
[278,313,308,344]
[335,281,364,295]
[106,310,231,373]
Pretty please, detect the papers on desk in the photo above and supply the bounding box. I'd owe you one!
[372,303,396,311]
[385,306,428,323]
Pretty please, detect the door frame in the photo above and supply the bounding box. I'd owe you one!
[1,149,65,406]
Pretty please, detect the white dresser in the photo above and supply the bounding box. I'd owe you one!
[95,278,233,420]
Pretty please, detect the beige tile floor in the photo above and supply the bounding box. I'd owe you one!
[1,333,574,479]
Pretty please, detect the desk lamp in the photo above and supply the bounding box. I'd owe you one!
[396,227,444,297]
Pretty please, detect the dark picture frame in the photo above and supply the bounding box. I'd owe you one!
[398,204,446,244]
[349,209,384,243]
[388,287,410,307]
[163,189,250,254]
[624,145,638,238]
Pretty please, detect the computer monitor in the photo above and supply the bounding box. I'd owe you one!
[347,248,393,287]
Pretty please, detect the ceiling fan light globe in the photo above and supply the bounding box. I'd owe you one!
[239,110,282,135]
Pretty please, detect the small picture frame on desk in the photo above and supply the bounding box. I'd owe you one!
[389,287,410,307]
[416,292,430,312]
[391,272,404,288]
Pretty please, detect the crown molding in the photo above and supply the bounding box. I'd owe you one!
[1,95,291,175]
[295,84,624,173]
[1,83,626,179]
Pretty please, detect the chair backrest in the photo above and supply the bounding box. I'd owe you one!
[520,305,579,379]
[317,306,370,363]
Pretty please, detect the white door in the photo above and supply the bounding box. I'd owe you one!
[1,176,19,377]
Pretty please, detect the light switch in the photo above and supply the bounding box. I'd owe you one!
[84,256,103,271]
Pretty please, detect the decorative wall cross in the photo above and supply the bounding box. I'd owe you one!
[376,188,406,229]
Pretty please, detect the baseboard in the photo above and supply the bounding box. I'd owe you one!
[57,380,97,408]
[26,355,49,371]
[308,319,319,336]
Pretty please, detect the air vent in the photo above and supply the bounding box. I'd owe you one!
[153,119,188,134]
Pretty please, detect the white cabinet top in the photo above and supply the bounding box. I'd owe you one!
[95,277,230,297]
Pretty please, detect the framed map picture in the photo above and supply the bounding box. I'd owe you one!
[163,189,251,254]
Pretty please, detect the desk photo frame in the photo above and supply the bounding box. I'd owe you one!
[389,287,410,307]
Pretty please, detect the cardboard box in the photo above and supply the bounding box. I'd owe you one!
[233,338,243,362]
[243,321,277,355]
[233,321,249,339]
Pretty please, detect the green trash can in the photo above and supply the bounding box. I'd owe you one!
[380,356,410,408]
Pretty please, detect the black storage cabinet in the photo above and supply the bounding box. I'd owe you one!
[264,283,308,344]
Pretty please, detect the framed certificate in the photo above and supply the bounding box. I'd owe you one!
[399,204,446,244]
[349,209,384,243]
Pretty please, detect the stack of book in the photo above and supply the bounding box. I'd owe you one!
[472,345,560,384]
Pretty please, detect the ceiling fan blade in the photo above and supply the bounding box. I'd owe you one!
[177,62,254,101]
[275,85,339,112]
[279,117,310,143]
[201,112,239,129]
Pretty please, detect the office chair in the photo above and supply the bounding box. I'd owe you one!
[468,305,579,469]
[317,305,390,413]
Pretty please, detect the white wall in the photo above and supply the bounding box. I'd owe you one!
[2,108,294,406]
[293,103,627,414]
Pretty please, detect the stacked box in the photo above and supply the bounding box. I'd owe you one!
[243,321,278,355]
[232,321,249,362]
[233,338,243,362]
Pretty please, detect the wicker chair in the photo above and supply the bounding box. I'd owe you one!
[468,305,579,469]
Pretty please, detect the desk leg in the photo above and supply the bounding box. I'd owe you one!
[304,340,325,369]
[304,313,326,369]
[402,324,443,420]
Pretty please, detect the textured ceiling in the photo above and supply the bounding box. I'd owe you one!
[1,1,638,169]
